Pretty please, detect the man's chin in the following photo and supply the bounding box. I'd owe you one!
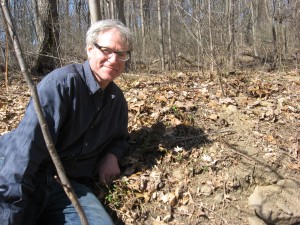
[103,75,117,82]
[103,71,120,80]
[99,75,119,87]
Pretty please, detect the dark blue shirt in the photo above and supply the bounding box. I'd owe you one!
[0,60,129,223]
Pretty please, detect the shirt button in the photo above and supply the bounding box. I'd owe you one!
[97,107,100,111]
[85,143,88,147]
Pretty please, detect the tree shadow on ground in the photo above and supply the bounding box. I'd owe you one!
[108,121,211,224]
[107,121,300,224]
[124,122,210,172]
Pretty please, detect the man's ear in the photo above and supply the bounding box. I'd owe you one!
[87,45,93,58]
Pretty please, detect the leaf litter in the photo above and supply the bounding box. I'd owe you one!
[1,70,300,224]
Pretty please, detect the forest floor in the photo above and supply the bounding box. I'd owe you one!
[1,68,300,224]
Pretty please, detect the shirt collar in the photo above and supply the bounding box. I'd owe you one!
[83,60,115,97]
[83,60,101,94]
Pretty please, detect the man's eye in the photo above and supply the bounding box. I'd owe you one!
[117,52,126,57]
[101,48,112,55]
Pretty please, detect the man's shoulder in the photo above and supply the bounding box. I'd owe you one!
[42,63,85,84]
[53,63,84,77]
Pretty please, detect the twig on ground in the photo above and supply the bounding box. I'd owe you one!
[199,203,229,225]
[219,138,255,162]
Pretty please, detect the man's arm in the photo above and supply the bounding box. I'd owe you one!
[0,70,71,224]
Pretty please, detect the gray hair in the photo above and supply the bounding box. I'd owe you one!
[86,19,133,50]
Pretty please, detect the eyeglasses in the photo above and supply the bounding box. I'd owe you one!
[94,43,130,61]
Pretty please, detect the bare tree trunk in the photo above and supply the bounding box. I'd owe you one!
[195,0,203,74]
[157,0,165,71]
[0,4,10,90]
[104,0,109,18]
[271,0,278,70]
[5,26,9,91]
[116,0,125,24]
[228,0,236,70]
[0,1,89,225]
[100,0,106,19]
[251,0,258,57]
[110,0,115,19]
[144,0,150,32]
[89,0,101,24]
[167,0,172,71]
[31,0,60,75]
[66,0,69,16]
[140,0,146,62]
[75,0,83,33]
[130,0,137,45]
[208,0,214,79]
[283,19,288,56]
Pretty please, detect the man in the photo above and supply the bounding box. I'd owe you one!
[0,19,132,225]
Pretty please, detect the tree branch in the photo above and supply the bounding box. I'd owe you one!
[0,1,89,225]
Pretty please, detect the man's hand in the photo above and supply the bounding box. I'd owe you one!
[98,153,120,185]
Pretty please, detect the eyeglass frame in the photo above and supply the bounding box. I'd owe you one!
[93,43,131,62]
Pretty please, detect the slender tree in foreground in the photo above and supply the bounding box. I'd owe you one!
[0,1,89,225]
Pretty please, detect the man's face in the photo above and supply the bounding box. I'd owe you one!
[87,28,129,89]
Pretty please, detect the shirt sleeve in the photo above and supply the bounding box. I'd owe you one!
[106,131,130,160]
[0,69,71,224]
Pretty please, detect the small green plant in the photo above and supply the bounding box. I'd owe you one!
[105,185,121,208]
[175,152,183,162]
[202,165,210,173]
[172,105,178,112]
[186,114,195,125]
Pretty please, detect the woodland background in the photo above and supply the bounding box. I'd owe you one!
[0,0,299,76]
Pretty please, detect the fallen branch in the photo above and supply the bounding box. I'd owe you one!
[219,138,255,162]
[0,2,89,225]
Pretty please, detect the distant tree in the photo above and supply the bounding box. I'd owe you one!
[89,0,101,24]
[251,0,258,57]
[157,0,165,71]
[228,0,236,70]
[116,0,125,24]
[140,0,146,61]
[167,0,172,70]
[207,0,214,77]
[31,0,59,75]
